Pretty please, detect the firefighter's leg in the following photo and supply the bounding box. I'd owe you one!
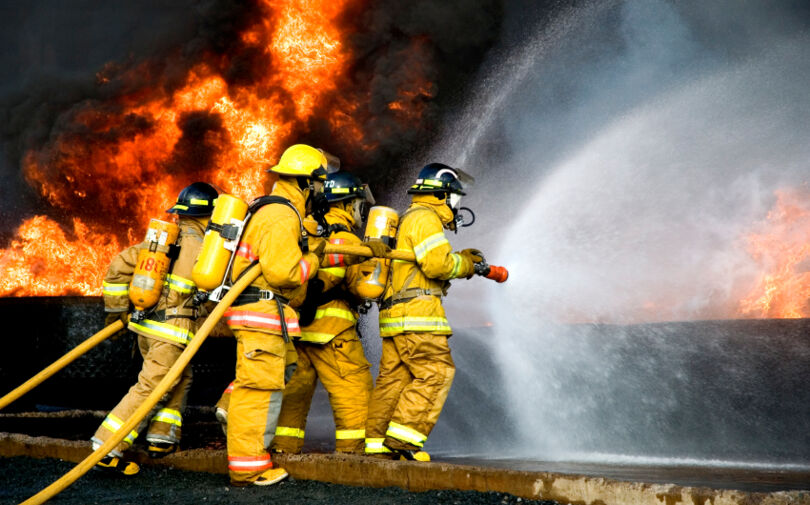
[365,336,412,457]
[314,331,372,454]
[227,329,295,485]
[145,357,193,456]
[271,341,317,453]
[214,381,233,434]
[91,336,183,457]
[383,332,455,453]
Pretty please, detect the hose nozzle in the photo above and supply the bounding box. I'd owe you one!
[474,262,509,283]
[485,264,509,283]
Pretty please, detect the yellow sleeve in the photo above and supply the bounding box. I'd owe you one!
[164,230,202,309]
[410,212,473,281]
[102,243,141,312]
[318,230,360,290]
[256,206,318,289]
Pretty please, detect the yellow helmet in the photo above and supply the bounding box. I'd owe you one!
[267,144,329,181]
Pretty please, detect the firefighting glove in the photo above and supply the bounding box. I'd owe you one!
[104,311,129,341]
[460,248,484,263]
[458,249,485,279]
[105,311,129,328]
[363,240,391,258]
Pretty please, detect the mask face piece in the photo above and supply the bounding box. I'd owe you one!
[351,198,370,227]
[448,192,462,211]
[306,179,329,227]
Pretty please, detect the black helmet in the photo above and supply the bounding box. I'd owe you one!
[167,182,218,216]
[324,171,375,204]
[407,163,472,196]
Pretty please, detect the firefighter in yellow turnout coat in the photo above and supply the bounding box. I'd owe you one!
[92,182,218,475]
[271,172,377,455]
[224,144,329,487]
[366,164,482,460]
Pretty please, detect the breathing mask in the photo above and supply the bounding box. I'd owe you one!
[446,192,475,233]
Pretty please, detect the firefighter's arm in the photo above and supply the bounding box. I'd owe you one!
[318,229,361,282]
[258,210,319,288]
[413,217,473,281]
[102,243,141,312]
[337,231,366,298]
[164,231,201,308]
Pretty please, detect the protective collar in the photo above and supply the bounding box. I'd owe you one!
[271,177,307,217]
[411,193,455,227]
[325,205,355,230]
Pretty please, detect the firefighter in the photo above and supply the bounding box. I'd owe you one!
[92,182,219,475]
[270,171,380,455]
[365,163,482,460]
[223,144,329,486]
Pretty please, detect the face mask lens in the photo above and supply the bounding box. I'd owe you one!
[448,193,462,210]
[363,185,376,205]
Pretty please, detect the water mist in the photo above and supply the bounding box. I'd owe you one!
[427,0,810,467]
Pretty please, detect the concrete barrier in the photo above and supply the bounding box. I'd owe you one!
[1,433,807,504]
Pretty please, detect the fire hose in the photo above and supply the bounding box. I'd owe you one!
[322,243,509,282]
[0,320,126,412]
[19,263,262,505]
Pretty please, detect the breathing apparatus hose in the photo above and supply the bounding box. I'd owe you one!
[20,263,262,505]
[323,244,509,283]
[0,319,126,412]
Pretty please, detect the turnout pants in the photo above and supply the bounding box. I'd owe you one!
[91,335,192,456]
[271,330,372,454]
[365,332,455,454]
[227,329,297,485]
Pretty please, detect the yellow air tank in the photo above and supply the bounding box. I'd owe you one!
[129,219,180,311]
[192,194,249,291]
[356,206,399,300]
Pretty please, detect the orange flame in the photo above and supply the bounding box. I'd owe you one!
[0,0,368,297]
[738,188,810,318]
[0,217,122,296]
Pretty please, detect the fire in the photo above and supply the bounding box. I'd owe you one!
[738,188,810,318]
[1,0,392,297]
[0,217,122,297]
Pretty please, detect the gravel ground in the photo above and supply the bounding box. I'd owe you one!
[0,457,558,505]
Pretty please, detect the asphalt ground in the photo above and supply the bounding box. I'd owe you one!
[0,456,558,505]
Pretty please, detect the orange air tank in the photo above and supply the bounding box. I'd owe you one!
[129,219,180,311]
[355,206,399,300]
[192,194,249,291]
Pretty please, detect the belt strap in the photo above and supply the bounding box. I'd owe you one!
[233,286,289,306]
[380,287,443,310]
[152,307,197,321]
